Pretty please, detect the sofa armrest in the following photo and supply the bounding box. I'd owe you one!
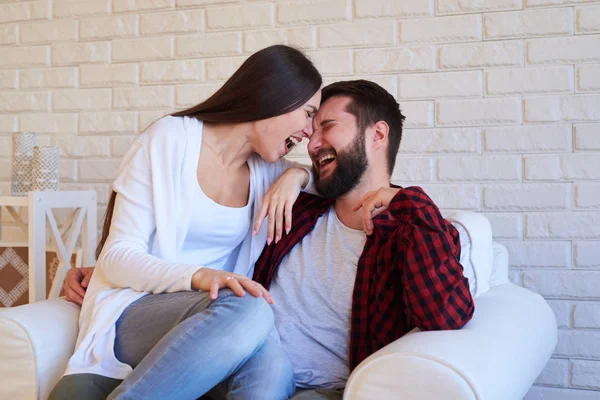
[344,283,557,400]
[0,299,80,400]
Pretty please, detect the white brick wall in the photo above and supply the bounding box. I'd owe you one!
[535,358,569,386]
[577,64,600,92]
[0,1,598,397]
[399,15,482,44]
[485,66,574,95]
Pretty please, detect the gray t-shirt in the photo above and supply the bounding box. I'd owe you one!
[269,207,366,389]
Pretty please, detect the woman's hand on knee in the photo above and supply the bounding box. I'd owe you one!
[191,268,274,304]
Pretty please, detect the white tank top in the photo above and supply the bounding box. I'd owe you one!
[178,180,253,271]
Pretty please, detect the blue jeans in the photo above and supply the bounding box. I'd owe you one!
[209,330,295,399]
[51,290,295,400]
[110,290,294,400]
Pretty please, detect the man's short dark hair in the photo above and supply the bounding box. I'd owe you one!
[321,80,405,175]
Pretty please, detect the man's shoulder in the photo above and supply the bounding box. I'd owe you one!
[293,192,332,215]
[393,186,440,210]
[388,186,454,232]
[298,191,321,201]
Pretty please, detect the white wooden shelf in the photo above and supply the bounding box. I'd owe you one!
[0,191,97,303]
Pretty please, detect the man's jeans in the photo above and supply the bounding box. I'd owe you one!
[50,290,295,400]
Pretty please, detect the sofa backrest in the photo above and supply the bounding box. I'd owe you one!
[447,211,496,298]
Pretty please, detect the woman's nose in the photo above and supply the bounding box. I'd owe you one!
[302,120,314,138]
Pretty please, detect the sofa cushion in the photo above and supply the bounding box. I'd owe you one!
[452,222,477,298]
[0,299,80,400]
[447,211,494,298]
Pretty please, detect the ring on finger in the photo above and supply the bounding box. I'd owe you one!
[225,276,236,283]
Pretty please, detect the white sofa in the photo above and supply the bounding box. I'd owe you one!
[0,211,557,400]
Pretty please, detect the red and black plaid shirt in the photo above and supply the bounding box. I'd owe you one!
[253,186,474,371]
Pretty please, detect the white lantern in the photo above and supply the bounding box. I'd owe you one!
[11,132,37,196]
[31,146,60,192]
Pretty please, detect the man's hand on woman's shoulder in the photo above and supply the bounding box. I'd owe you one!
[64,267,95,306]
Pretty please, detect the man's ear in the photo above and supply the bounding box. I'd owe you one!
[371,120,389,151]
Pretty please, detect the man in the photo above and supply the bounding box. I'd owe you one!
[64,80,474,399]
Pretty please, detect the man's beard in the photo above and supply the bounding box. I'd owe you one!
[313,131,368,199]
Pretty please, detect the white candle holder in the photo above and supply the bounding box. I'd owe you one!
[31,146,60,192]
[11,132,37,196]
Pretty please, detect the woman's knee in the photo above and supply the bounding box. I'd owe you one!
[209,290,275,355]
[216,289,274,327]
[236,294,274,344]
[178,289,274,361]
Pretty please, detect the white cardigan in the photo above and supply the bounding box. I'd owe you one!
[65,116,308,379]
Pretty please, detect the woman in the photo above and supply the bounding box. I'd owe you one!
[50,45,322,400]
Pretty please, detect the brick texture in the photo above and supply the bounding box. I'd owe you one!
[0,3,598,397]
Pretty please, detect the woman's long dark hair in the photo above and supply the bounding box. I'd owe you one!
[96,45,322,259]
